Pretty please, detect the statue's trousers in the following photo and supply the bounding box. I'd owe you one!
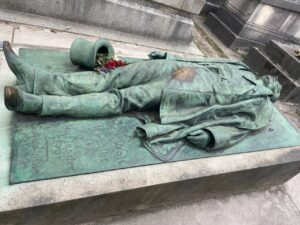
[29,60,193,117]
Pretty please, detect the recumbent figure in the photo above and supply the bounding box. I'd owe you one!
[3,41,281,152]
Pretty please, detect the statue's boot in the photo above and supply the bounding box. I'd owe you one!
[3,41,48,93]
[4,86,42,114]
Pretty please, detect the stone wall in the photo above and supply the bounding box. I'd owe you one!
[0,0,196,43]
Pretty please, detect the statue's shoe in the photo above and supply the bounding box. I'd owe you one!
[4,86,42,114]
[3,41,35,86]
[4,86,20,112]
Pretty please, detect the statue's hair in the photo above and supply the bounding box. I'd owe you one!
[261,75,282,103]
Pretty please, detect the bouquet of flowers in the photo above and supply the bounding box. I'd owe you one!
[95,53,127,73]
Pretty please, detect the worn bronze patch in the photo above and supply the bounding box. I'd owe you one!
[171,67,197,82]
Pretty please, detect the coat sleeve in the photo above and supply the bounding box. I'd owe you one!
[185,97,272,150]
[186,126,249,150]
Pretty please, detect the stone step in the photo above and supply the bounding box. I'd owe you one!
[0,0,194,43]
[204,12,263,50]
[215,6,244,34]
[244,47,300,103]
[150,0,205,14]
[265,41,300,81]
[205,1,300,50]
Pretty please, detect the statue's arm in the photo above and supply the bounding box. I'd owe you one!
[184,100,266,150]
[186,126,249,150]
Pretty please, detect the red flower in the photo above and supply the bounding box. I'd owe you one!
[103,59,126,69]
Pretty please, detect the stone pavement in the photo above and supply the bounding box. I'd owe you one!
[0,10,299,225]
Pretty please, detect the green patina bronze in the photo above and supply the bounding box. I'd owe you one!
[10,101,300,183]
[70,38,115,69]
[4,40,298,183]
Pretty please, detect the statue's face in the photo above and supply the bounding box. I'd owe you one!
[261,75,282,102]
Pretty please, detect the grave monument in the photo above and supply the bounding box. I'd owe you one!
[205,0,300,49]
[3,38,282,163]
[1,38,300,225]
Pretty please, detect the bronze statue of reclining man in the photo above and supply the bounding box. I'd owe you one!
[3,41,281,152]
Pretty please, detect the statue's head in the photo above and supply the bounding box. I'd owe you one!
[261,75,282,103]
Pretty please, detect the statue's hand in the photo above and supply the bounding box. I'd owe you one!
[148,51,167,60]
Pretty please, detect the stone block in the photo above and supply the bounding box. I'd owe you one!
[0,9,203,57]
[12,25,201,59]
[0,0,194,43]
[285,174,300,211]
[204,12,263,50]
[204,0,300,49]
[150,0,206,14]
[262,0,300,12]
[214,6,244,34]
[1,46,300,224]
[245,4,300,44]
[200,1,220,15]
[265,41,300,80]
[226,0,260,21]
[207,0,226,5]
[244,47,300,102]
[1,146,300,225]
[0,23,14,42]
[204,12,238,47]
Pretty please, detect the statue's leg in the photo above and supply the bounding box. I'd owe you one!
[32,60,179,96]
[4,41,178,96]
[4,41,184,96]
[4,81,164,117]
[3,41,36,92]
[4,86,43,114]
